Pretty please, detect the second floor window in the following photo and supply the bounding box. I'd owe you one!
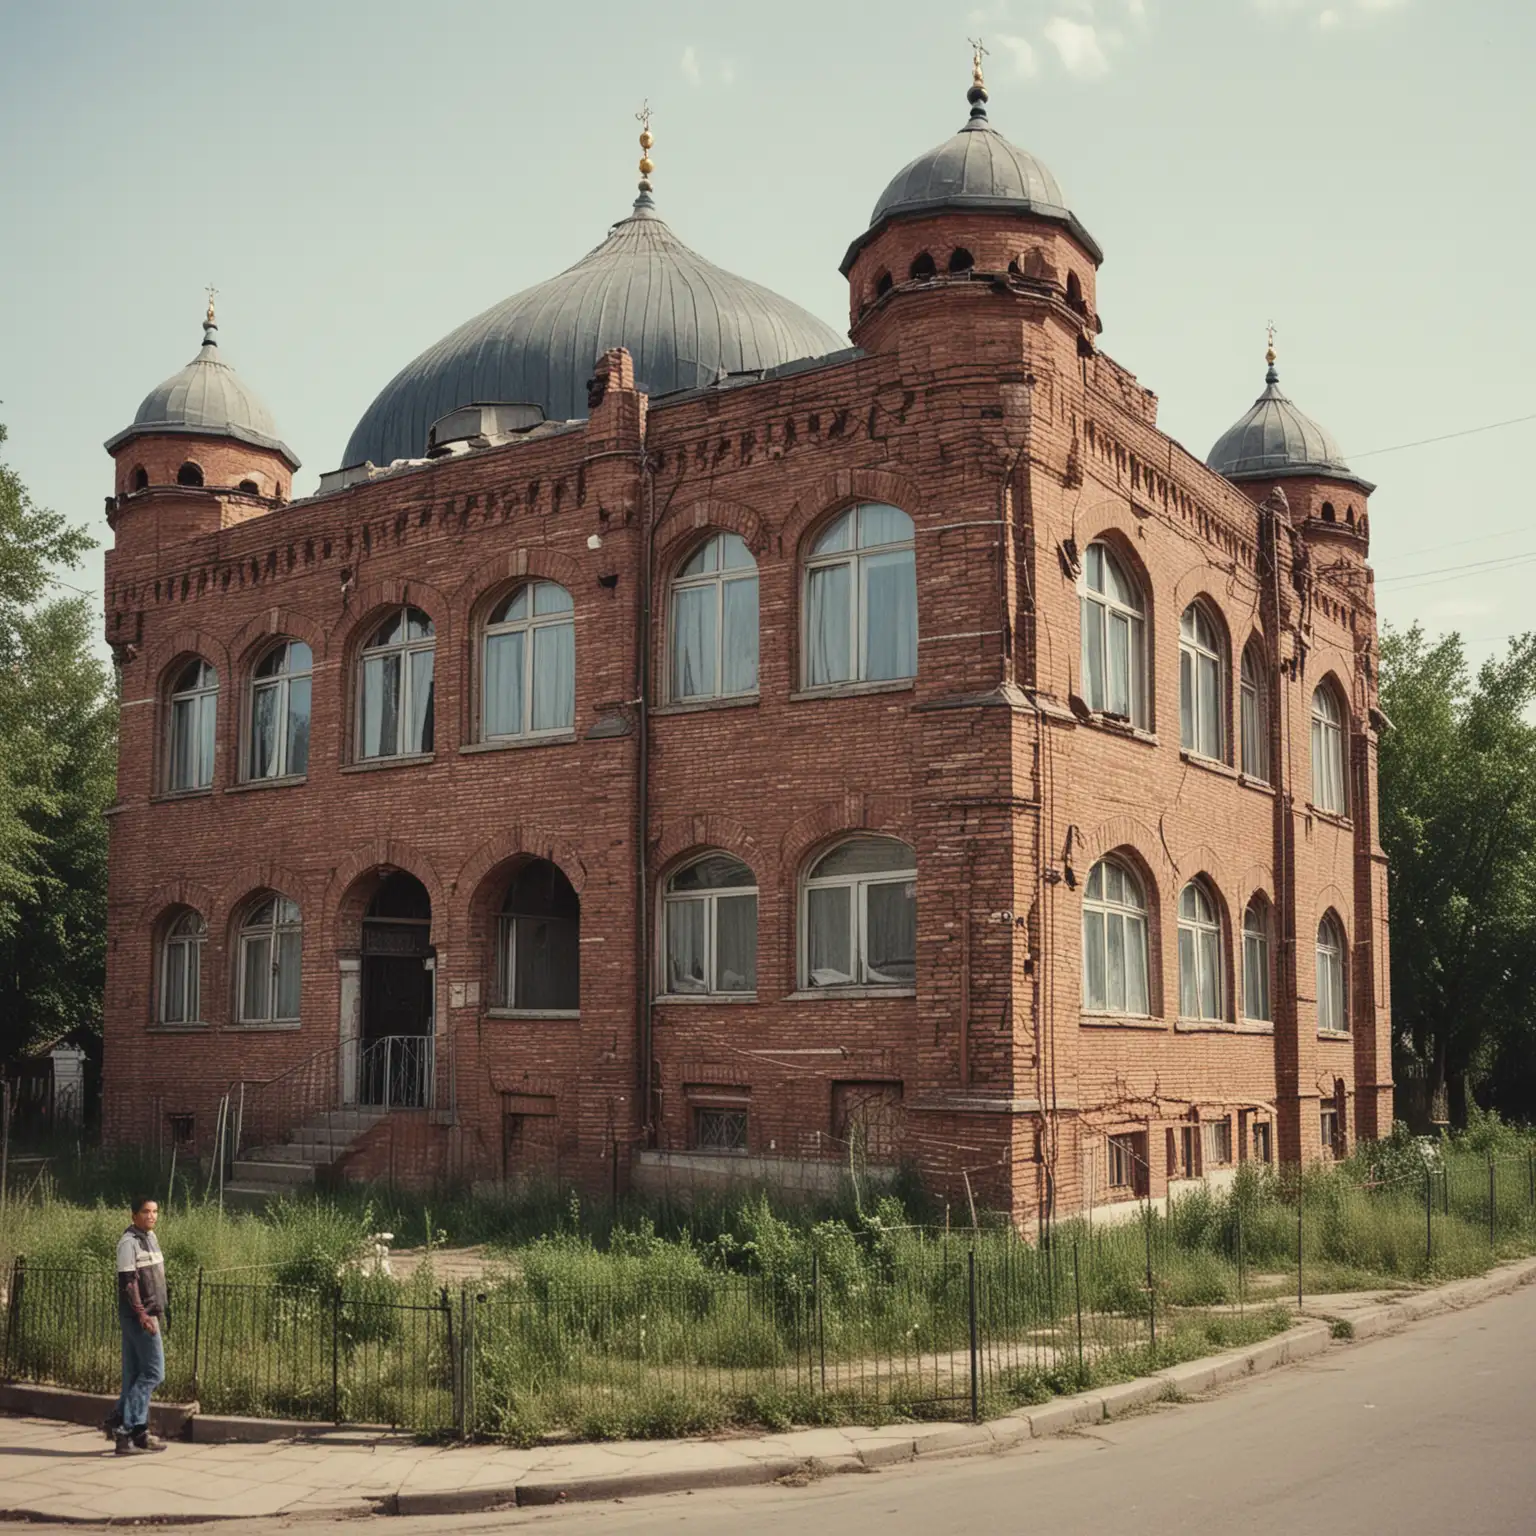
[1083,857,1150,1015]
[167,658,218,791]
[1179,604,1223,760]
[1240,644,1268,780]
[249,640,312,779]
[1311,684,1347,813]
[802,836,917,988]
[359,607,434,760]
[1080,543,1145,725]
[484,583,575,739]
[804,504,917,688]
[1243,901,1272,1023]
[1177,879,1223,1021]
[671,535,759,701]
[1317,915,1348,1033]
[663,853,758,995]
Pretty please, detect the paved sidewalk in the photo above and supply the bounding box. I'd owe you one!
[2,1258,1532,1524]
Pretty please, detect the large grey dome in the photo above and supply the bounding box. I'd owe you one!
[105,316,299,468]
[842,82,1101,273]
[343,197,846,468]
[1207,355,1371,491]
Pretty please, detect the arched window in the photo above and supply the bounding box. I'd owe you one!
[176,461,204,487]
[237,896,302,1024]
[1179,604,1224,760]
[130,466,149,492]
[1242,900,1272,1023]
[1311,684,1347,813]
[1083,858,1150,1014]
[1316,914,1348,1033]
[483,583,574,739]
[1178,880,1224,1021]
[1066,271,1086,312]
[663,854,757,995]
[948,248,974,274]
[1240,643,1269,781]
[802,836,916,989]
[248,640,312,780]
[1079,542,1146,725]
[159,911,205,1025]
[909,252,936,280]
[358,607,434,760]
[237,479,260,495]
[804,504,917,688]
[670,535,759,702]
[167,658,218,791]
[498,860,579,1012]
[875,271,894,297]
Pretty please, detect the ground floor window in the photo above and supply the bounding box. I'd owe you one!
[1252,1121,1272,1164]
[1108,1131,1148,1195]
[832,1081,903,1163]
[1320,1099,1342,1158]
[1179,1125,1200,1180]
[693,1105,749,1154]
[1201,1118,1233,1168]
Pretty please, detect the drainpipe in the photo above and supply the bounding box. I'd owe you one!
[636,451,657,1147]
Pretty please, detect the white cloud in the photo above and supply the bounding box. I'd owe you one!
[1043,16,1111,78]
[995,32,1040,76]
[679,44,734,87]
[1317,7,1342,26]
[680,45,700,85]
[1254,0,1410,29]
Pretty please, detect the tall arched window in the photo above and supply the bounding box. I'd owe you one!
[1311,684,1348,812]
[176,461,204,487]
[663,854,758,995]
[248,640,312,780]
[1080,543,1146,725]
[237,896,302,1025]
[159,911,205,1025]
[1240,643,1269,781]
[804,504,917,688]
[358,607,434,760]
[167,659,218,791]
[1178,880,1224,1021]
[1082,858,1150,1015]
[130,466,149,492]
[498,860,580,1012]
[483,583,574,739]
[802,836,917,988]
[1179,603,1224,760]
[1316,914,1348,1033]
[1242,900,1272,1023]
[670,535,759,702]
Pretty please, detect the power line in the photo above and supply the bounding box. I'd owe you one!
[1383,524,1529,562]
[1375,550,1536,588]
[1348,410,1536,461]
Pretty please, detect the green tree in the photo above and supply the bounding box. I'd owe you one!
[1378,624,1536,1125]
[0,423,114,1060]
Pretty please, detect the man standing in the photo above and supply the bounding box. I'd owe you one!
[108,1197,167,1454]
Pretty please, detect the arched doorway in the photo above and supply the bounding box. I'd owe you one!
[359,871,434,1107]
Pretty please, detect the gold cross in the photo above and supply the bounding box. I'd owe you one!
[635,100,652,135]
[205,284,218,325]
[969,37,989,86]
[1266,319,1277,364]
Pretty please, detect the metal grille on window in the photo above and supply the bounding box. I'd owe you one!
[693,1105,748,1153]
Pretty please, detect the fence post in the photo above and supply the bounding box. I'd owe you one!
[1528,1151,1535,1215]
[2,1256,24,1377]
[1296,1173,1304,1310]
[457,1287,471,1440]
[1442,1164,1450,1217]
[191,1269,205,1401]
[812,1252,825,1395]
[1425,1168,1433,1268]
[1143,1206,1156,1355]
[967,1248,979,1423]
[1489,1160,1497,1248]
[1072,1241,1084,1376]
[331,1286,341,1425]
[1237,1199,1245,1314]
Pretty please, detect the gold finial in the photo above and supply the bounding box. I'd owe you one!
[636,101,655,192]
[205,284,218,328]
[969,36,989,88]
[1265,320,1277,367]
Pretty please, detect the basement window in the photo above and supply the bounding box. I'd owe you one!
[168,1114,194,1149]
[692,1105,749,1155]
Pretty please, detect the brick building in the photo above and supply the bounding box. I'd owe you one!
[99,65,1391,1222]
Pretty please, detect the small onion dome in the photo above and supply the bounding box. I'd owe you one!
[841,74,1101,275]
[343,197,846,469]
[105,308,299,469]
[1206,348,1373,493]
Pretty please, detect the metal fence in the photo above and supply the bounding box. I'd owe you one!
[6,1153,1534,1439]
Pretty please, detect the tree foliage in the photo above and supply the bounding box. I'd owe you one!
[0,423,116,1059]
[1378,623,1536,1124]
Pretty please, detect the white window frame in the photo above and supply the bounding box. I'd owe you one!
[799,837,917,990]
[247,640,312,781]
[1201,1117,1233,1168]
[1179,603,1225,761]
[1316,915,1348,1033]
[668,534,760,702]
[1242,901,1272,1023]
[801,504,917,689]
[1310,684,1348,813]
[356,606,435,761]
[1240,644,1269,781]
[481,582,575,740]
[1107,1131,1146,1192]
[1177,879,1225,1021]
[159,911,205,1025]
[236,897,302,1025]
[1079,542,1147,726]
[166,659,218,791]
[1082,857,1151,1016]
[661,855,758,996]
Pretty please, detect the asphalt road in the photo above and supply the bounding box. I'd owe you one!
[7,1284,1533,1535]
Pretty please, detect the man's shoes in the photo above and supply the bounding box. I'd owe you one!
[114,1429,166,1455]
[101,1408,123,1441]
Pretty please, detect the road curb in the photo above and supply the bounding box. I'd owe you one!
[1302,1255,1536,1341]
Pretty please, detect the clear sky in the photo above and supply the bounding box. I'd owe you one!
[2,0,1532,668]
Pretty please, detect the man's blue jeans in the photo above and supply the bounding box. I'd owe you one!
[117,1306,165,1432]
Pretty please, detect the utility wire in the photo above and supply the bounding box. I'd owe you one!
[1376,549,1536,587]
[1348,410,1536,461]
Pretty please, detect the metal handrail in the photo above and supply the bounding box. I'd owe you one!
[234,1043,341,1159]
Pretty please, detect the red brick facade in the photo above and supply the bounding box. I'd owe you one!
[100,197,1390,1223]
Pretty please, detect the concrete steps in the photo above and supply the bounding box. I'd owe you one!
[222,1108,387,1206]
